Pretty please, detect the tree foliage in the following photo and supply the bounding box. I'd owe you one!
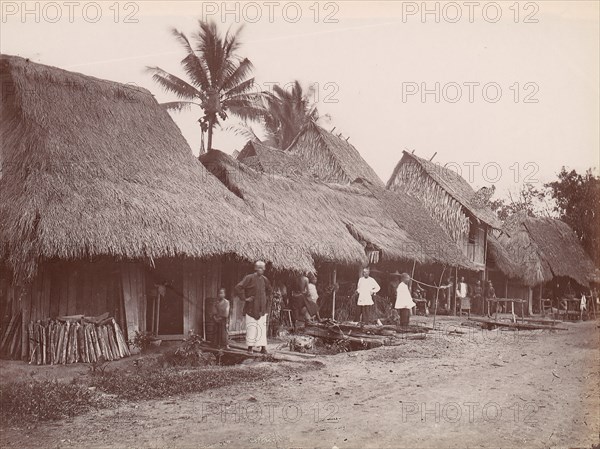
[488,183,554,221]
[545,167,600,264]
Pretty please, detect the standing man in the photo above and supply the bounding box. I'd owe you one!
[456,276,469,316]
[235,261,272,354]
[355,267,380,323]
[395,273,416,327]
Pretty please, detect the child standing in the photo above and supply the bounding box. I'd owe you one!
[213,288,230,349]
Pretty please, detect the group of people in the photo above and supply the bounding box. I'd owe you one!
[210,262,421,354]
[456,277,503,316]
[356,267,416,326]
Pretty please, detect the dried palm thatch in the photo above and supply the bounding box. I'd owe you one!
[236,140,305,177]
[387,152,501,241]
[488,212,597,287]
[201,150,475,268]
[0,55,314,280]
[286,122,384,187]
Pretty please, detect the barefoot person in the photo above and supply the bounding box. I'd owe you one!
[355,267,380,323]
[395,273,416,327]
[212,288,230,349]
[235,261,272,354]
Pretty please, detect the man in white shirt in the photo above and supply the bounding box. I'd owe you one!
[395,273,416,327]
[355,267,380,323]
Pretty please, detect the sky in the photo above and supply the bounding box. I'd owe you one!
[1,1,599,200]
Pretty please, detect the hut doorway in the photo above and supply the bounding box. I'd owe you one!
[146,261,184,337]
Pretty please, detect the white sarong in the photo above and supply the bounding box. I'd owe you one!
[245,314,268,347]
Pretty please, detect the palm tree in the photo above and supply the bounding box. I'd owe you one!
[147,21,262,153]
[260,81,324,149]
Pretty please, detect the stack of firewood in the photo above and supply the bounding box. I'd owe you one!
[27,314,130,365]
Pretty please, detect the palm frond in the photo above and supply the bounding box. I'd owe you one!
[220,58,254,91]
[145,66,200,100]
[160,101,200,113]
[171,28,211,90]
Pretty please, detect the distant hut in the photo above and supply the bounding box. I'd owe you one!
[0,55,313,359]
[387,151,502,272]
[236,140,306,178]
[487,213,597,314]
[285,122,385,187]
[201,150,474,319]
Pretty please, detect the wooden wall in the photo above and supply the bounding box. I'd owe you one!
[1,257,268,360]
[3,259,130,360]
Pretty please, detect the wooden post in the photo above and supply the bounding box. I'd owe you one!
[432,266,446,329]
[120,264,140,341]
[409,260,417,291]
[331,266,337,320]
[202,274,206,341]
[453,267,458,316]
[528,287,533,316]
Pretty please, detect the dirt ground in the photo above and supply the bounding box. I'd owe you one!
[1,316,598,449]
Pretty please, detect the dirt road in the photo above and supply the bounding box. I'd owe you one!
[1,318,598,448]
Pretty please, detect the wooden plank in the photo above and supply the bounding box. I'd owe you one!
[83,266,93,316]
[182,261,190,336]
[190,260,198,335]
[21,285,32,360]
[469,317,567,331]
[58,268,68,317]
[41,268,51,319]
[67,269,77,316]
[49,265,60,319]
[137,264,146,333]
[96,265,108,316]
[120,264,139,339]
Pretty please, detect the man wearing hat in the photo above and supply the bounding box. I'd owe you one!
[235,261,272,354]
[395,273,416,327]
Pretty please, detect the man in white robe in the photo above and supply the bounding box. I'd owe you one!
[355,267,380,323]
[395,273,416,326]
[235,261,272,354]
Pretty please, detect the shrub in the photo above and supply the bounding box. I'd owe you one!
[160,334,216,367]
[0,379,109,425]
[90,365,290,401]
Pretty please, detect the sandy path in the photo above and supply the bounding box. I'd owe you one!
[1,318,598,449]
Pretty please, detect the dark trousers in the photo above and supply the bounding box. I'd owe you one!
[399,309,410,327]
[355,305,372,323]
[213,319,228,348]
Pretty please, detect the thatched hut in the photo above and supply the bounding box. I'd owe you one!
[387,151,501,271]
[202,149,475,318]
[0,55,313,358]
[285,122,385,187]
[487,213,597,313]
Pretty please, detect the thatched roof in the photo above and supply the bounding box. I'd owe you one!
[0,55,314,279]
[488,213,597,287]
[285,122,384,187]
[201,150,475,269]
[236,140,306,177]
[388,151,501,231]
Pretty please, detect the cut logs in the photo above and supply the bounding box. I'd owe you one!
[26,316,130,365]
[468,317,568,331]
[301,321,429,348]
